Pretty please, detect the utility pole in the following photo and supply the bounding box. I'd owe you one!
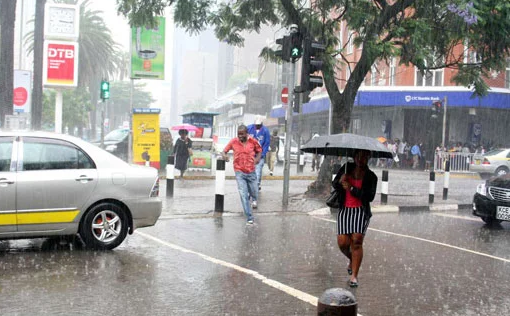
[442,96,448,148]
[280,25,302,206]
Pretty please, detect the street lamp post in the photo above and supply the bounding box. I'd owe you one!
[441,96,448,148]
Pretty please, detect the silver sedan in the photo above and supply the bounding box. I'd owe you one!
[0,131,162,250]
[470,148,510,178]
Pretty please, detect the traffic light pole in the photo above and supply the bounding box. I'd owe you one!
[282,60,296,207]
[441,96,447,148]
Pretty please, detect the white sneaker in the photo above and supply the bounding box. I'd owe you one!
[270,171,273,176]
[251,200,258,209]
[246,220,254,225]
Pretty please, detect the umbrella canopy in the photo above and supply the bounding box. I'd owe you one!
[301,133,393,158]
[376,136,387,143]
[171,123,200,132]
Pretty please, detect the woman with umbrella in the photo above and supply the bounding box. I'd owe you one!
[332,149,378,288]
[173,129,193,179]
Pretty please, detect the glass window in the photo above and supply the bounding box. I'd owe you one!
[22,137,95,171]
[0,137,14,172]
[506,58,510,89]
[347,30,354,54]
[389,57,396,86]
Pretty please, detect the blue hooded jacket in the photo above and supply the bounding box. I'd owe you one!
[247,124,271,158]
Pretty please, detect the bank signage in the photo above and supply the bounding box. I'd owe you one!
[43,40,79,87]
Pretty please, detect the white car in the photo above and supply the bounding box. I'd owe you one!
[277,137,312,164]
[0,131,162,250]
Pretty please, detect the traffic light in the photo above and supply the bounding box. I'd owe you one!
[431,100,442,118]
[290,32,302,61]
[301,37,326,92]
[275,35,291,62]
[100,80,110,100]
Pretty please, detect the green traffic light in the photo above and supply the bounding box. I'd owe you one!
[291,47,300,57]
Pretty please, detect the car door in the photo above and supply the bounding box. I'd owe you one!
[0,136,17,233]
[15,137,98,232]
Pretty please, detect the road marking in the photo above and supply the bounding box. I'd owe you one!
[135,230,320,307]
[313,216,510,263]
[432,213,482,222]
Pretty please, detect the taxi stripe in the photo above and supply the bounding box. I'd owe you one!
[0,214,17,225]
[16,210,80,225]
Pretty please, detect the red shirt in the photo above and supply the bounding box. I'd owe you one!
[345,177,363,207]
[224,137,262,173]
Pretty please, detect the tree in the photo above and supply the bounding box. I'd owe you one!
[0,0,17,127]
[117,0,510,193]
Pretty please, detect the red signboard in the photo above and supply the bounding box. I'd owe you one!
[281,87,289,104]
[13,87,28,106]
[43,40,79,87]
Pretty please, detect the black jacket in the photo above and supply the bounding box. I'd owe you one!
[332,162,378,218]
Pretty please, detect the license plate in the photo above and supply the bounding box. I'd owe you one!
[475,160,481,165]
[496,206,510,221]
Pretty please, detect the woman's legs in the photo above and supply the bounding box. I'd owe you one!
[337,233,365,283]
[350,233,365,283]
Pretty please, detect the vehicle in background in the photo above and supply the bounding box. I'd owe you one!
[277,136,312,164]
[92,128,129,161]
[0,131,162,250]
[473,174,510,225]
[470,148,510,179]
[213,136,231,155]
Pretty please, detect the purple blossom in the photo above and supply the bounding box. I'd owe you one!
[447,1,477,25]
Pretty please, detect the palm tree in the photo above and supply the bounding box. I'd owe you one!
[0,0,17,127]
[25,0,122,136]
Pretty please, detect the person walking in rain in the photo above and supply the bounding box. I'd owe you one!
[247,115,270,209]
[332,149,378,288]
[267,129,279,176]
[173,129,193,179]
[221,125,262,225]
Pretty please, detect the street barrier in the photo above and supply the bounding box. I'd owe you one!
[215,159,226,212]
[381,170,388,205]
[166,155,174,198]
[429,171,435,204]
[317,288,357,315]
[434,151,475,173]
[443,160,450,200]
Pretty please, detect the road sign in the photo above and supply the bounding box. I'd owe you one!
[281,87,289,104]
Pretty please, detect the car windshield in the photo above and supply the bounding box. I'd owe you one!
[484,149,505,156]
[104,129,129,141]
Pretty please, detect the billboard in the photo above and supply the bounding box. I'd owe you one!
[130,17,165,80]
[13,70,32,113]
[132,108,161,169]
[43,40,79,87]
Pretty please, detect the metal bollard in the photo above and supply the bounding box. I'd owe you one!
[317,288,357,316]
[145,160,150,167]
[166,155,175,198]
[443,160,450,200]
[215,158,226,212]
[298,154,305,174]
[429,171,435,204]
[381,170,388,205]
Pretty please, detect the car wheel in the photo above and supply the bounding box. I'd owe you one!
[481,216,502,225]
[495,167,509,177]
[79,202,129,250]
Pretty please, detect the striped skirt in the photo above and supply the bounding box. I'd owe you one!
[337,206,370,235]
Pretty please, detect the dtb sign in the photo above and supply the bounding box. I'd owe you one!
[43,40,79,87]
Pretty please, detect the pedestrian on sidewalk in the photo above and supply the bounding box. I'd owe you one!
[311,133,321,172]
[247,115,270,191]
[411,141,421,169]
[267,129,279,176]
[173,129,193,179]
[222,125,262,225]
[332,149,377,288]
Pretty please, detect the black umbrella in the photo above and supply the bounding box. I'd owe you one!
[301,133,393,158]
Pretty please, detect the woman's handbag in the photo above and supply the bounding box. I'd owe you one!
[326,190,340,208]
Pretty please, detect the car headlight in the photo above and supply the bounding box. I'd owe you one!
[105,144,117,152]
[476,183,487,196]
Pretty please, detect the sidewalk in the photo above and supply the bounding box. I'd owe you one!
[159,162,483,217]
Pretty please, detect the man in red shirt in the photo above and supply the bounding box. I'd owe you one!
[222,125,262,225]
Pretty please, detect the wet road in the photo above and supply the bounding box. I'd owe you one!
[1,210,510,315]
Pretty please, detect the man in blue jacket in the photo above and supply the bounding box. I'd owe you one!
[247,115,270,208]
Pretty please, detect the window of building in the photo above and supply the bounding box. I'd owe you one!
[415,60,444,87]
[506,58,510,89]
[346,30,354,54]
[389,57,396,86]
[370,64,377,86]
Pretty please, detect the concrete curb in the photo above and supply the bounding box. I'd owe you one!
[308,203,473,215]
